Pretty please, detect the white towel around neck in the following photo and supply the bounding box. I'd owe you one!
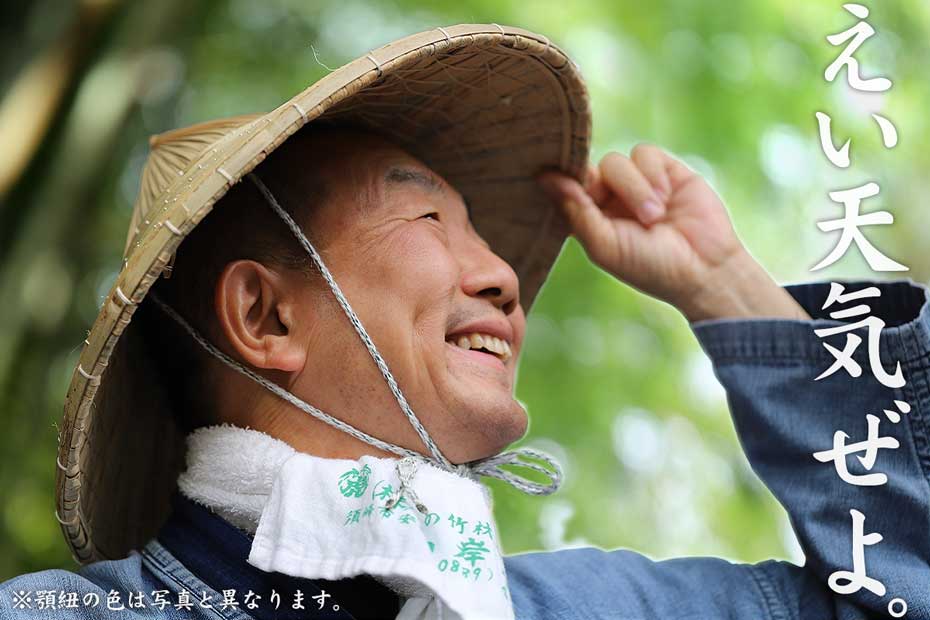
[176,425,515,620]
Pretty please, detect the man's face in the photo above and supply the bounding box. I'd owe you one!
[278,131,528,463]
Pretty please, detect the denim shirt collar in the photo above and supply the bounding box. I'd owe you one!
[156,493,402,620]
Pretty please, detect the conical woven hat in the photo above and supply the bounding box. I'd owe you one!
[56,23,591,563]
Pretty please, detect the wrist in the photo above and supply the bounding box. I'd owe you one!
[679,250,811,323]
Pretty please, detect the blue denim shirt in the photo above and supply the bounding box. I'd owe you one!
[3,279,929,619]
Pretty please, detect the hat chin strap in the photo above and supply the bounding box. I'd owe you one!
[149,172,562,499]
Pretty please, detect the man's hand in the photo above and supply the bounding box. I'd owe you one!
[537,144,810,322]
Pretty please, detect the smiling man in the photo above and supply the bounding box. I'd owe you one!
[148,125,532,466]
[4,24,930,620]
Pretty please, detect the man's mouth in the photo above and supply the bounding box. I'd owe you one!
[445,332,513,362]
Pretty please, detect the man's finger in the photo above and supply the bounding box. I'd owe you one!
[583,163,610,205]
[562,191,649,272]
[539,168,637,221]
[630,143,673,202]
[537,172,611,255]
[598,152,665,226]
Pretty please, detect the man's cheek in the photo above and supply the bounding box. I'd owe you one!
[402,258,460,309]
[511,308,527,355]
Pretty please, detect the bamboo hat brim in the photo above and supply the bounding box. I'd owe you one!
[56,23,591,563]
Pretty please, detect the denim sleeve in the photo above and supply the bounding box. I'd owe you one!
[688,277,930,620]
[505,278,930,620]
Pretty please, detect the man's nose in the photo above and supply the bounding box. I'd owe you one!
[459,237,520,315]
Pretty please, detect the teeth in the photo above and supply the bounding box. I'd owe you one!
[448,332,512,361]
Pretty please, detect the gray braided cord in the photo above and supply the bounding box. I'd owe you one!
[468,448,563,495]
[148,292,424,462]
[246,173,453,470]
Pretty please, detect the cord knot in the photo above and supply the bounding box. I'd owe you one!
[467,447,562,496]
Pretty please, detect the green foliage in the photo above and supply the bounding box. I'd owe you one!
[1,0,927,577]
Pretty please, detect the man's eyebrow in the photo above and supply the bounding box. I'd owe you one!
[383,165,472,219]
[384,166,445,194]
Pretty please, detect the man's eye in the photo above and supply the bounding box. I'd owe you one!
[420,212,440,221]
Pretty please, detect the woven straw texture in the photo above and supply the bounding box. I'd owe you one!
[56,23,591,563]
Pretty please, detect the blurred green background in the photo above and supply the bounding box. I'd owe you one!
[1,0,928,578]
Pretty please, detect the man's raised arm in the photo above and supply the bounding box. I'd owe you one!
[518,146,930,618]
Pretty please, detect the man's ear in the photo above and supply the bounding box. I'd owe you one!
[214,259,307,373]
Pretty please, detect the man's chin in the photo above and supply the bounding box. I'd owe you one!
[458,399,528,462]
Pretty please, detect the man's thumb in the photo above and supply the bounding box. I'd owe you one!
[559,196,607,248]
[537,171,607,249]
